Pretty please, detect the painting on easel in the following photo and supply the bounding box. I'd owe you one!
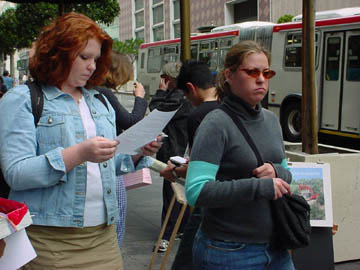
[288,162,333,227]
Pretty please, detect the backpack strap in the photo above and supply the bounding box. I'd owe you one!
[94,93,109,111]
[25,82,109,128]
[219,104,264,167]
[26,80,44,127]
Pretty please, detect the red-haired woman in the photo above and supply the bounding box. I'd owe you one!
[0,12,160,270]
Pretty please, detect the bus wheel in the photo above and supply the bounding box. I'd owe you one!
[282,102,301,142]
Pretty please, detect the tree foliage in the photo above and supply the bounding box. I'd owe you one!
[0,8,18,55]
[277,14,294,24]
[0,0,120,53]
[113,39,144,63]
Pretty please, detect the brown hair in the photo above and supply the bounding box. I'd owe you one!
[103,51,134,89]
[29,12,113,89]
[216,40,270,102]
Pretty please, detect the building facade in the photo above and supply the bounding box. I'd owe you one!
[118,0,360,43]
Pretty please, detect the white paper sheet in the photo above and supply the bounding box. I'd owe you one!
[115,109,178,155]
[0,229,37,270]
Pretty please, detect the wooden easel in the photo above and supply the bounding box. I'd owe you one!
[149,182,188,270]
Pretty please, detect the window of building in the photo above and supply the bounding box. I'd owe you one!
[172,0,180,38]
[234,0,257,23]
[134,0,145,41]
[152,0,164,41]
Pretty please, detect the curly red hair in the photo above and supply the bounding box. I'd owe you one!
[29,12,113,89]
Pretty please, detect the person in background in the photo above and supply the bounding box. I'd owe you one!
[96,51,148,135]
[0,76,7,98]
[2,70,14,91]
[158,60,218,270]
[95,50,148,248]
[149,62,193,252]
[0,12,160,270]
[185,40,293,270]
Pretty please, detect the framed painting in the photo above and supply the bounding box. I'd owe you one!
[288,162,333,227]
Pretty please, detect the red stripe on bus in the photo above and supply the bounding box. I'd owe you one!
[139,30,239,49]
[273,15,360,32]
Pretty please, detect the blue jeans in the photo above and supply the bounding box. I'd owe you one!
[193,230,294,270]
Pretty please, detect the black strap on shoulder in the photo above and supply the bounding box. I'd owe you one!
[219,104,264,167]
[26,80,44,127]
[94,92,109,111]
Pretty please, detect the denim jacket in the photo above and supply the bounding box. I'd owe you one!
[0,84,152,227]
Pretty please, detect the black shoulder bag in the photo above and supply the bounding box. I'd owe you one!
[219,105,311,250]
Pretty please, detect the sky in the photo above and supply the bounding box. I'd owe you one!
[289,167,323,181]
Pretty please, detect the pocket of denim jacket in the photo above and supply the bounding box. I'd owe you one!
[37,114,65,145]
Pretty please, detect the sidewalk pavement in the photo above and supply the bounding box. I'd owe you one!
[122,170,179,269]
[121,169,360,270]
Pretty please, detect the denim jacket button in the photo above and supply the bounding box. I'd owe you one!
[107,189,111,195]
[103,162,108,168]
[110,216,114,222]
[92,110,96,114]
[48,117,53,124]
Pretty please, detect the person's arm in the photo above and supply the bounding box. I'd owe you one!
[149,88,186,112]
[62,137,119,171]
[97,86,147,133]
[185,113,276,208]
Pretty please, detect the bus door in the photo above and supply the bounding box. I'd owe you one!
[321,32,344,131]
[341,31,360,135]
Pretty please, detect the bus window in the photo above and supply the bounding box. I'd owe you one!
[163,46,178,64]
[147,47,162,73]
[199,41,218,70]
[220,38,233,48]
[285,47,301,67]
[199,51,218,70]
[191,43,198,59]
[346,35,360,81]
[219,49,228,69]
[140,52,145,69]
[325,37,341,81]
[284,32,320,68]
[284,33,302,67]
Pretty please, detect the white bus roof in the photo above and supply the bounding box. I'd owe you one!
[210,21,275,33]
[292,7,360,22]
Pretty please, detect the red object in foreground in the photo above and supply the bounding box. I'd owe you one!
[0,198,28,226]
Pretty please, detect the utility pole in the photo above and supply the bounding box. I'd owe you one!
[302,0,319,154]
[180,0,191,62]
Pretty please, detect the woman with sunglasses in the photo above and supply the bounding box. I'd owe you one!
[185,40,294,270]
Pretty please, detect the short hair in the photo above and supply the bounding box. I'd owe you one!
[161,62,181,79]
[3,70,9,77]
[103,51,134,89]
[176,60,213,93]
[29,12,113,89]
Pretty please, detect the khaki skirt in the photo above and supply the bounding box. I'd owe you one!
[22,223,123,270]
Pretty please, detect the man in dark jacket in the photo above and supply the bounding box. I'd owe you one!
[149,62,193,252]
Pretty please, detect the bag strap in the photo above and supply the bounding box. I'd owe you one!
[219,104,264,167]
[26,80,43,127]
[94,92,109,111]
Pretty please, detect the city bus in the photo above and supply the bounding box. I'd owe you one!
[137,8,360,142]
